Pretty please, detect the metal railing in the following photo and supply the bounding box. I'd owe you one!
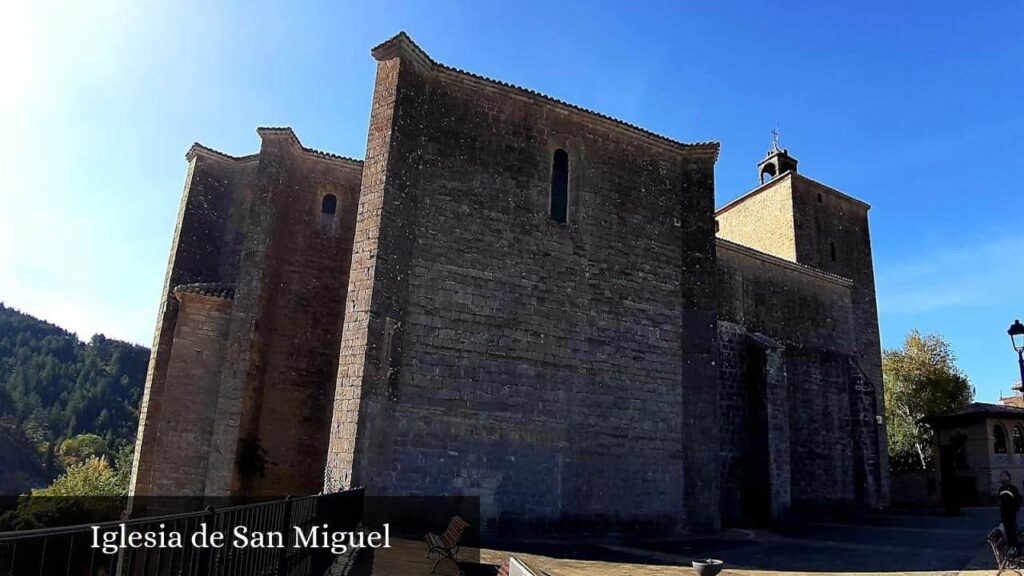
[0,489,363,576]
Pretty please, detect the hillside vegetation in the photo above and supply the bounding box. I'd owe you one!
[0,303,149,494]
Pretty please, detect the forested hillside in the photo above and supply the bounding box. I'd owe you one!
[0,303,149,494]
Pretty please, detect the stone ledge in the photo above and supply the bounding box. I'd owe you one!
[370,31,719,160]
[172,282,236,301]
[716,237,854,288]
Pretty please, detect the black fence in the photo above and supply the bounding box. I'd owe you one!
[0,489,364,576]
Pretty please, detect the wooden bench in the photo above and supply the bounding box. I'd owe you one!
[989,527,1024,576]
[425,515,471,574]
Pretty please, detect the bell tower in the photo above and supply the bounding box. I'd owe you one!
[757,129,799,184]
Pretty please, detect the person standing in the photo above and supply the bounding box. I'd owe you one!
[999,470,1021,548]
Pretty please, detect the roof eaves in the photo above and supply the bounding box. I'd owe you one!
[716,172,793,217]
[186,143,258,163]
[715,237,854,286]
[434,62,719,158]
[923,403,1024,426]
[300,146,363,166]
[173,282,236,301]
[256,126,302,147]
[370,32,719,160]
[256,127,363,165]
[371,31,434,73]
[791,173,871,210]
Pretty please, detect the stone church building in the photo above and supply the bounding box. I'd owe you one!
[130,32,889,530]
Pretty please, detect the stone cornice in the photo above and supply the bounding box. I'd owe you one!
[371,30,434,74]
[715,237,854,288]
[370,32,720,161]
[716,171,870,217]
[186,130,364,171]
[173,282,236,301]
[186,143,259,164]
[792,173,871,210]
[256,127,364,169]
[715,172,794,217]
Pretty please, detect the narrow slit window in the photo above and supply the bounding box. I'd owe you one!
[320,194,337,234]
[550,149,568,224]
[829,241,837,262]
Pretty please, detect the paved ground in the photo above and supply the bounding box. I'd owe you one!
[341,507,1002,576]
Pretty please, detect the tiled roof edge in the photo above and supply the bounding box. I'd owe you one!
[923,402,1024,425]
[715,237,854,287]
[792,173,871,210]
[370,32,719,160]
[173,282,236,301]
[186,143,259,163]
[257,127,363,166]
[300,145,363,165]
[716,171,871,217]
[715,172,793,217]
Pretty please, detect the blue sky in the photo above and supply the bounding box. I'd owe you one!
[1,1,1021,401]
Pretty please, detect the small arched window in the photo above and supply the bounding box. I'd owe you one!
[829,241,837,262]
[320,194,337,234]
[817,192,823,204]
[550,149,568,223]
[322,194,337,214]
[994,424,1008,454]
[760,164,777,184]
[1013,426,1024,454]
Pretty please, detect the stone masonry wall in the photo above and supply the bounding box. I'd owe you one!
[716,175,796,261]
[789,174,889,504]
[717,322,753,523]
[324,55,408,494]
[786,348,857,506]
[137,33,887,528]
[762,343,791,519]
[716,239,865,510]
[236,137,363,497]
[131,152,256,498]
[849,361,881,505]
[717,322,791,525]
[132,133,362,500]
[143,292,232,495]
[716,239,855,353]
[326,39,720,530]
[712,169,887,508]
[203,136,288,497]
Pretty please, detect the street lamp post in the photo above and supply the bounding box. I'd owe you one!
[1010,320,1024,389]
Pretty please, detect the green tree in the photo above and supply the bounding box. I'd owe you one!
[57,433,110,468]
[884,330,973,472]
[112,442,135,491]
[32,456,123,497]
[0,457,127,530]
[0,303,149,493]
